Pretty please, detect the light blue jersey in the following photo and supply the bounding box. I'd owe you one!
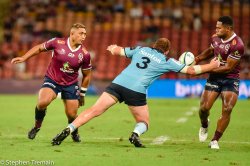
[112,46,185,94]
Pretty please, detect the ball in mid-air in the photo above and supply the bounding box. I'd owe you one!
[178,52,195,66]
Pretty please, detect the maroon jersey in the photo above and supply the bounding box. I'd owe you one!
[43,37,92,85]
[210,33,244,79]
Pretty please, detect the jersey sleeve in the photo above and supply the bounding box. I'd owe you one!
[228,40,244,60]
[165,58,186,72]
[81,53,92,70]
[124,46,141,58]
[210,35,218,48]
[43,38,57,50]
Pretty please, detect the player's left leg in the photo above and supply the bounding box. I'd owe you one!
[128,105,149,148]
[51,92,117,145]
[63,99,81,142]
[210,91,238,149]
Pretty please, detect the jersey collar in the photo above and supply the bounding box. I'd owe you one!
[221,33,236,43]
[67,38,81,52]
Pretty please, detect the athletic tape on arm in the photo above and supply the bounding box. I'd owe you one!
[120,48,125,56]
[193,65,202,74]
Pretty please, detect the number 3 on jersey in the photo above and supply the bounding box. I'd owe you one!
[136,57,151,69]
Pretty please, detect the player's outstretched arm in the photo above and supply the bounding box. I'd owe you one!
[107,44,125,56]
[181,57,220,75]
[11,43,46,64]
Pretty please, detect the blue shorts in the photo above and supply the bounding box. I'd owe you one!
[205,77,239,95]
[105,83,147,106]
[41,76,80,100]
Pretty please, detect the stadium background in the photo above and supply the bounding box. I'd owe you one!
[0,0,249,96]
[0,1,250,165]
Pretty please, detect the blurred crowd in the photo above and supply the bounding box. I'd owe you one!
[0,0,250,80]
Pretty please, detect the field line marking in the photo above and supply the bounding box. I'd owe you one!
[2,134,250,144]
[176,117,188,123]
[150,136,170,145]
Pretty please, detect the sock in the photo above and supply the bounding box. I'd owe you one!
[35,107,46,128]
[68,123,77,133]
[212,130,223,141]
[133,122,148,136]
[68,117,76,124]
[201,119,209,128]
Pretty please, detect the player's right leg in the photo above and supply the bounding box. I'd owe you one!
[28,87,57,139]
[128,105,149,148]
[198,89,219,142]
[51,92,117,145]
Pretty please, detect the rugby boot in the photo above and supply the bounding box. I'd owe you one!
[28,127,40,139]
[129,132,145,148]
[71,128,81,142]
[199,119,210,142]
[51,128,70,146]
[209,140,220,149]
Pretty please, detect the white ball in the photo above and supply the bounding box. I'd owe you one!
[179,52,195,66]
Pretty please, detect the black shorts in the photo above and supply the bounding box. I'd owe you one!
[41,76,80,100]
[105,83,147,106]
[204,77,240,95]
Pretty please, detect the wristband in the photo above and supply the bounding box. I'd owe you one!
[80,87,87,97]
[120,48,125,56]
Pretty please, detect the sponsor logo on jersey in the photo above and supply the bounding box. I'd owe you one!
[232,39,237,45]
[140,50,161,63]
[214,41,218,47]
[234,50,240,56]
[57,40,65,44]
[58,48,66,55]
[78,53,83,62]
[60,62,74,73]
[68,53,75,58]
[219,44,224,49]
[217,54,223,61]
[225,44,230,53]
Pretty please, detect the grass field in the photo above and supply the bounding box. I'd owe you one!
[0,95,249,166]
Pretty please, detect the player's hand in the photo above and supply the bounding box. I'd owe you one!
[11,57,25,64]
[107,44,117,54]
[78,96,85,107]
[210,57,220,68]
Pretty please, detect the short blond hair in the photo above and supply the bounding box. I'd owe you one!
[153,38,171,53]
[71,23,86,29]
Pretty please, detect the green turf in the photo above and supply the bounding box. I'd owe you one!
[0,95,249,166]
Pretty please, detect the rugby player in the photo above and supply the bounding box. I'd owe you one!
[11,23,92,142]
[195,16,245,149]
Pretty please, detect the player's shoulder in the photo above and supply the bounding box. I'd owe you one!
[55,37,67,44]
[46,37,66,45]
[230,35,244,51]
[232,35,244,47]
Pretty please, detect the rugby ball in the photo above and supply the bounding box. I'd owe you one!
[179,52,195,66]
